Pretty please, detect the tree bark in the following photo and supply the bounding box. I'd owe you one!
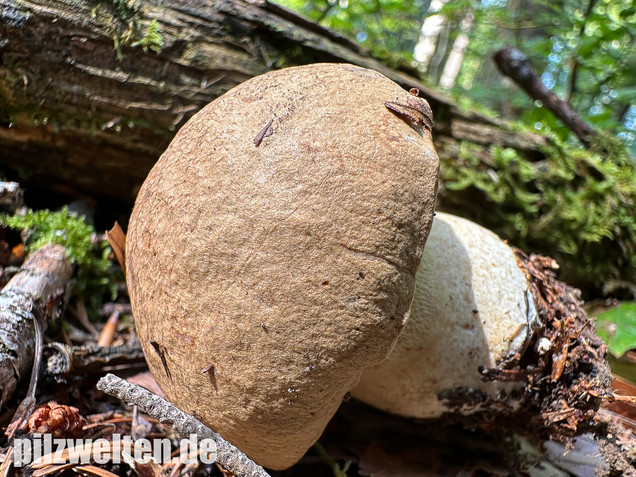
[0,0,548,210]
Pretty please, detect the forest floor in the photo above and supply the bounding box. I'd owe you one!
[1,185,636,477]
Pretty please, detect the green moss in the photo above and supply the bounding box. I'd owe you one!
[1,208,120,309]
[439,133,636,296]
[88,0,163,60]
[131,19,163,54]
[2,207,95,266]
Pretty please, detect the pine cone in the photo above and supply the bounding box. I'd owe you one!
[27,402,85,438]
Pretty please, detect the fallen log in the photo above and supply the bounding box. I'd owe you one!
[0,0,547,206]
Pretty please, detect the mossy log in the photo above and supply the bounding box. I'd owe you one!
[0,0,545,205]
[1,0,633,296]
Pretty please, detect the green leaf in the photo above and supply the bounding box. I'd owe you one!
[595,302,636,357]
[614,85,636,102]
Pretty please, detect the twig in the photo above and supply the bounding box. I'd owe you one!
[0,244,73,405]
[43,344,146,378]
[97,310,120,346]
[72,298,100,338]
[5,312,43,439]
[96,374,271,477]
[494,46,596,147]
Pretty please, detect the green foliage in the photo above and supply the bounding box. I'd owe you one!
[441,0,636,154]
[1,208,118,306]
[131,19,163,54]
[439,132,636,293]
[595,302,636,357]
[276,0,635,153]
[3,207,95,266]
[275,0,428,65]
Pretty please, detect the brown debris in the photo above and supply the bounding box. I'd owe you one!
[27,402,86,439]
[481,249,614,439]
[106,222,126,272]
[253,119,274,146]
[384,96,434,131]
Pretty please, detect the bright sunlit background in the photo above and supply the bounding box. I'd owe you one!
[275,0,636,154]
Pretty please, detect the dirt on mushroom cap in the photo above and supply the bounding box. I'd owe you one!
[125,64,439,469]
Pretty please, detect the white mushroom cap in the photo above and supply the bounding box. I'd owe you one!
[351,212,538,418]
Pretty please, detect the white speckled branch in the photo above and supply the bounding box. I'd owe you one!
[96,374,271,477]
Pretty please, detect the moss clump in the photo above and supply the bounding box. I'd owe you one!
[1,207,119,308]
[89,0,163,60]
[438,133,636,297]
[131,19,163,54]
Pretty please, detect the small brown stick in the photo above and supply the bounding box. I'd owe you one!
[97,310,120,347]
[73,298,100,338]
[96,374,271,477]
[494,47,596,148]
[253,119,274,147]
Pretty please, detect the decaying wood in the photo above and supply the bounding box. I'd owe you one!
[42,343,145,379]
[0,244,72,405]
[0,182,23,206]
[0,0,548,207]
[494,47,596,148]
[479,250,614,439]
[97,373,271,477]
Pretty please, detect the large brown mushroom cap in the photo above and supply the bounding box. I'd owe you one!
[126,63,439,469]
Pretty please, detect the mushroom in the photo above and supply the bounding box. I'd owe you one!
[352,212,539,418]
[126,63,439,469]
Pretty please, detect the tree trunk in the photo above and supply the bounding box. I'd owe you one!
[0,0,547,211]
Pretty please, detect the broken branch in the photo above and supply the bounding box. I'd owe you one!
[96,374,272,477]
[0,244,73,405]
[494,47,596,147]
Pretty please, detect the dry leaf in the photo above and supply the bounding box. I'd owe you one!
[106,222,126,272]
[97,310,120,347]
[126,371,165,398]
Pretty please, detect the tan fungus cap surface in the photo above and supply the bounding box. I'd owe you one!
[126,64,439,469]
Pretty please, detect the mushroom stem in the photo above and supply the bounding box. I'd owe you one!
[96,374,271,477]
[352,212,536,418]
[351,212,612,437]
